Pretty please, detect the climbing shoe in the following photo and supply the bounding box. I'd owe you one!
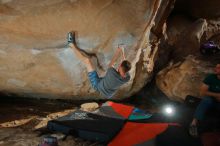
[67,31,75,44]
[189,125,198,137]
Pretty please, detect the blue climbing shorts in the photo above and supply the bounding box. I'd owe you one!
[88,71,100,91]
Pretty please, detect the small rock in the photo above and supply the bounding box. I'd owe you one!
[80,102,99,112]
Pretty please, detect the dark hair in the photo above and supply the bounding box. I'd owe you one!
[121,60,131,73]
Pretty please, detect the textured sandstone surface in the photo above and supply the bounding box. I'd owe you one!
[0,0,174,99]
[156,56,215,101]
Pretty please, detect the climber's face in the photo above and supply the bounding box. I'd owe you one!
[118,65,126,78]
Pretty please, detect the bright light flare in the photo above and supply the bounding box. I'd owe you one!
[162,105,175,116]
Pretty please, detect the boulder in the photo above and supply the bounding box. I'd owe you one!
[0,0,175,99]
[156,55,215,102]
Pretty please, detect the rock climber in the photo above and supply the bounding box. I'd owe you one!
[67,31,131,98]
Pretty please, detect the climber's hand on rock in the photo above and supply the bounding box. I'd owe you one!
[118,44,126,60]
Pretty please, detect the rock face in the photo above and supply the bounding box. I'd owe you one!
[171,18,208,60]
[0,0,175,99]
[156,56,215,101]
[155,14,220,73]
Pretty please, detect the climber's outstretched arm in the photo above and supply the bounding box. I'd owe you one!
[108,45,127,67]
[108,47,122,67]
[121,47,126,61]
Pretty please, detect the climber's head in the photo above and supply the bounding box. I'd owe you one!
[118,60,131,77]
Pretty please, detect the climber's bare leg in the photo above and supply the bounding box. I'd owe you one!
[68,43,95,72]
